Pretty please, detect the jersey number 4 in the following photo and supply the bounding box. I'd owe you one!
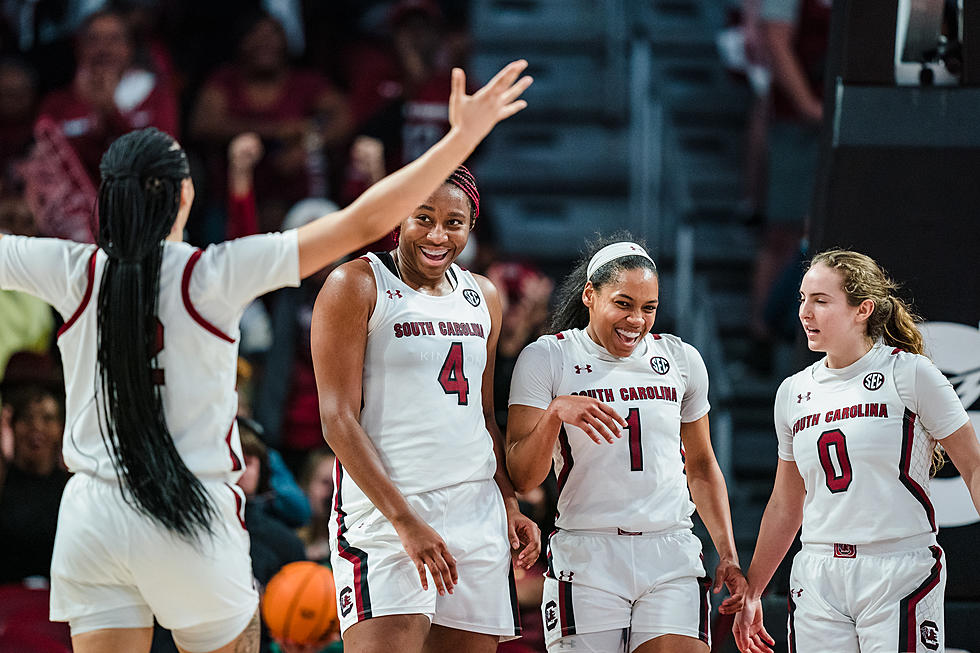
[439,341,469,405]
[817,429,852,493]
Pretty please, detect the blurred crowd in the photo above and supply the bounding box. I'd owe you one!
[0,1,558,651]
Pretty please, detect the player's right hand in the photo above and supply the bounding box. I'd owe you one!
[732,596,775,653]
[448,60,533,144]
[393,513,458,596]
[548,395,627,444]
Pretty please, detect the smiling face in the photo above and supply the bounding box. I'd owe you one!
[396,182,473,287]
[798,262,874,365]
[583,267,659,358]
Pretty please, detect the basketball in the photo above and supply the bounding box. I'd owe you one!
[261,562,338,644]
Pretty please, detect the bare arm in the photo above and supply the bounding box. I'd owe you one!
[940,421,980,514]
[507,397,625,493]
[476,275,540,568]
[310,261,457,595]
[680,414,747,612]
[295,62,532,278]
[733,458,806,653]
[763,21,823,122]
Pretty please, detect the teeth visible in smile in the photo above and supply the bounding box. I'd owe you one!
[421,248,448,259]
[616,329,640,341]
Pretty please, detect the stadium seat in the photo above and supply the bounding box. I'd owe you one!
[476,122,629,194]
[0,584,72,651]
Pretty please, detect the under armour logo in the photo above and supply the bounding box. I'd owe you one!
[797,392,811,403]
[557,570,574,582]
[790,587,804,598]
[386,289,403,299]
[574,365,592,374]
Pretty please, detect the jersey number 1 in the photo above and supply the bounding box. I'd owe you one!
[439,341,469,405]
[625,408,642,471]
[817,429,852,493]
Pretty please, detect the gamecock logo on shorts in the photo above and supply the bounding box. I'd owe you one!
[544,600,558,630]
[649,357,670,375]
[463,289,481,307]
[339,587,354,617]
[920,620,940,650]
[863,372,885,391]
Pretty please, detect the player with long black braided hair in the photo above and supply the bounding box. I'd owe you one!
[0,60,531,653]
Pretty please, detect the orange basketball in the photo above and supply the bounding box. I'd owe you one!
[261,562,339,644]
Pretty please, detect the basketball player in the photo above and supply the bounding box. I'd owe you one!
[311,166,539,653]
[733,249,980,653]
[0,60,532,653]
[506,236,747,653]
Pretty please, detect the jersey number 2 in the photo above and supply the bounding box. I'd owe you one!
[439,341,469,405]
[817,429,852,493]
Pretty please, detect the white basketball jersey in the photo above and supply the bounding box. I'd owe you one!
[776,343,968,545]
[0,232,300,483]
[334,253,496,517]
[509,328,711,532]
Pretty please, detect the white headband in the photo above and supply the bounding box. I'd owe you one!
[587,242,655,280]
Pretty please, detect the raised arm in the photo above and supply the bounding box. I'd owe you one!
[476,275,540,568]
[310,261,457,595]
[295,61,532,277]
[733,458,806,653]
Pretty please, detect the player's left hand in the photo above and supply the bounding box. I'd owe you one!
[714,558,748,614]
[506,506,541,569]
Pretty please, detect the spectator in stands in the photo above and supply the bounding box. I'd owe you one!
[237,420,308,587]
[487,260,554,427]
[0,57,39,194]
[0,199,54,385]
[747,0,830,374]
[250,199,345,473]
[190,10,352,233]
[0,382,69,584]
[296,448,336,565]
[36,9,180,186]
[237,422,307,653]
[340,0,470,207]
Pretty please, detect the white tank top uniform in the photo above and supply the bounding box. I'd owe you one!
[329,252,518,639]
[509,328,713,651]
[775,343,968,652]
[0,232,300,645]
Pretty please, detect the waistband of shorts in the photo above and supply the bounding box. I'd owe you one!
[801,532,938,558]
[558,526,690,538]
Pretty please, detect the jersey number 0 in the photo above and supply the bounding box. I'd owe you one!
[817,429,853,493]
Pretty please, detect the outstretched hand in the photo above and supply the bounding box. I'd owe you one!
[733,596,776,653]
[448,60,533,143]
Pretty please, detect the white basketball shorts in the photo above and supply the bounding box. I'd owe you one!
[788,534,945,653]
[542,528,711,652]
[329,477,520,640]
[49,473,258,651]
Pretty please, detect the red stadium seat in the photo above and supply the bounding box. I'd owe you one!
[0,584,72,652]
